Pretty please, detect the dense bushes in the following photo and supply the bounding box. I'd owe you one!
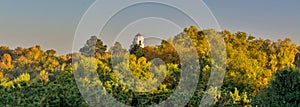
[0,72,88,106]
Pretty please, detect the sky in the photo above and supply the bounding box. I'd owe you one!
[0,0,299,55]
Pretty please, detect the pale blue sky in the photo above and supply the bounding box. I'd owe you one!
[0,0,299,55]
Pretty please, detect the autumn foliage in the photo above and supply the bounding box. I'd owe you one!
[0,26,299,106]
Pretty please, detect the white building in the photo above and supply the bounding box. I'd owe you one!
[130,33,144,48]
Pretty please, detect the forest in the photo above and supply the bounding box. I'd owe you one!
[1,26,300,106]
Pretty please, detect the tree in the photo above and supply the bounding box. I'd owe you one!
[109,42,127,56]
[254,68,300,106]
[129,44,146,58]
[39,70,49,82]
[0,53,13,69]
[294,52,300,68]
[22,45,44,62]
[80,36,107,57]
[0,71,3,80]
[42,57,59,72]
[46,49,56,56]
[0,46,11,56]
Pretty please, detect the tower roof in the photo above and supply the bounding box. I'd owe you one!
[136,33,142,36]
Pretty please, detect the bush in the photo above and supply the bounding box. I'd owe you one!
[253,67,300,106]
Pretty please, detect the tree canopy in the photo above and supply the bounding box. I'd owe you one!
[0,26,299,106]
[80,36,107,57]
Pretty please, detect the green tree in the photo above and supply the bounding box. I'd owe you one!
[80,36,107,57]
[109,42,127,56]
[129,44,146,58]
[254,67,300,106]
[294,52,300,68]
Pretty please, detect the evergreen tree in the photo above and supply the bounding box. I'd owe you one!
[80,36,107,57]
[254,67,300,106]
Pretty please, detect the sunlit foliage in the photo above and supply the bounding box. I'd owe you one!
[0,26,299,106]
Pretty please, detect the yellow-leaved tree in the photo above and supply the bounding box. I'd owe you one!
[40,70,49,82]
[0,53,13,69]
[0,73,30,88]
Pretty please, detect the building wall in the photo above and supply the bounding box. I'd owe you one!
[133,34,144,48]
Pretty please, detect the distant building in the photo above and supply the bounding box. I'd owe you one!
[130,33,144,49]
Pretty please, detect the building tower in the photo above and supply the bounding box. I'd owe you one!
[131,33,144,48]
